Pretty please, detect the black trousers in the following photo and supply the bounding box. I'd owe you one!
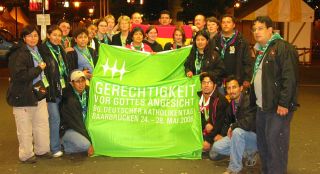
[256,108,293,174]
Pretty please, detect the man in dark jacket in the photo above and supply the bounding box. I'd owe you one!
[198,72,229,152]
[252,16,299,174]
[212,14,252,90]
[210,75,257,174]
[60,70,91,154]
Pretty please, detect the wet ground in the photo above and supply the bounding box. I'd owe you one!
[0,61,319,174]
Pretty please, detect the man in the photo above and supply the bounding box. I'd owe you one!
[158,10,172,26]
[60,70,92,155]
[252,16,299,174]
[131,12,143,25]
[198,72,229,153]
[210,75,257,174]
[192,14,206,33]
[212,14,252,89]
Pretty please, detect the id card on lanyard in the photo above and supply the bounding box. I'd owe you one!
[30,51,50,88]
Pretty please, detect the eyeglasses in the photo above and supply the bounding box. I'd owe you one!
[201,81,213,85]
[251,27,267,33]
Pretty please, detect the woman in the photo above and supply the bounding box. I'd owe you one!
[143,25,163,52]
[206,16,219,39]
[39,25,70,158]
[95,18,111,45]
[184,30,224,81]
[126,27,153,52]
[86,23,99,52]
[58,19,74,52]
[7,25,51,163]
[164,27,186,51]
[111,15,132,47]
[105,14,117,41]
[67,28,97,80]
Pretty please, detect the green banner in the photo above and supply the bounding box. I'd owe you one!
[87,44,203,159]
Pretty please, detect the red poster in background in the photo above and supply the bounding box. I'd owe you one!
[29,0,49,11]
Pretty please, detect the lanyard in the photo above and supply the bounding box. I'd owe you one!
[220,30,238,59]
[194,50,204,75]
[73,88,87,121]
[75,46,94,69]
[46,41,67,77]
[231,94,242,120]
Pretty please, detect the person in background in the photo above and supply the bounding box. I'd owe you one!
[67,28,97,81]
[86,23,99,52]
[60,70,92,155]
[111,15,132,47]
[39,25,70,158]
[206,16,219,39]
[143,25,163,52]
[131,12,143,25]
[192,14,206,33]
[158,10,172,26]
[95,18,111,45]
[126,27,153,52]
[184,30,225,82]
[164,27,186,51]
[7,25,51,163]
[58,19,74,53]
[105,14,117,42]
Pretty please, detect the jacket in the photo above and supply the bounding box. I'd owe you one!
[143,40,163,52]
[39,42,70,102]
[7,44,43,106]
[252,39,299,112]
[197,89,229,144]
[222,90,257,135]
[60,84,90,141]
[212,31,253,82]
[66,47,98,71]
[111,32,132,46]
[184,45,225,84]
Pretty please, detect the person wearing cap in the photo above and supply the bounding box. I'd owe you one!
[60,70,92,155]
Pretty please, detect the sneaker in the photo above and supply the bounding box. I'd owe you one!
[36,152,52,159]
[21,156,37,164]
[52,151,63,158]
[245,152,258,167]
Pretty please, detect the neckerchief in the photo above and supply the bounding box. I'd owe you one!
[28,46,49,87]
[74,45,94,69]
[220,30,238,59]
[130,42,145,51]
[73,87,87,121]
[96,34,108,44]
[46,41,68,77]
[252,33,283,83]
[195,50,204,75]
[199,88,216,121]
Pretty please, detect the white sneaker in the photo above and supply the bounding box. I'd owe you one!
[52,151,63,158]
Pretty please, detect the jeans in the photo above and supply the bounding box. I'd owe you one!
[62,129,91,153]
[256,108,293,174]
[210,128,257,172]
[47,98,62,153]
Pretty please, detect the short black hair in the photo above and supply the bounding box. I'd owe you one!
[47,25,62,35]
[57,19,71,26]
[225,75,242,87]
[253,16,273,28]
[159,10,171,18]
[20,25,39,39]
[130,27,145,38]
[221,14,236,23]
[73,28,89,38]
[200,72,217,84]
[194,30,210,41]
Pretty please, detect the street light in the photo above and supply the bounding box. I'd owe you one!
[74,1,80,8]
[89,7,94,16]
[0,6,4,12]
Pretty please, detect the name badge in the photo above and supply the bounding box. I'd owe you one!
[60,78,66,89]
[229,46,235,54]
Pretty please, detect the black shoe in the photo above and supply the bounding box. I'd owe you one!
[21,156,37,164]
[36,152,52,159]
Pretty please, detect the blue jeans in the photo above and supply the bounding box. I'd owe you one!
[210,128,257,172]
[47,98,62,153]
[62,129,91,153]
[256,108,293,174]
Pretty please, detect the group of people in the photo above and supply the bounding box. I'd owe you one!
[6,9,299,174]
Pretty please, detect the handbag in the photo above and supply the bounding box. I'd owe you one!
[32,80,47,101]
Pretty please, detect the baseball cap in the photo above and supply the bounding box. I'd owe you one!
[70,69,86,82]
